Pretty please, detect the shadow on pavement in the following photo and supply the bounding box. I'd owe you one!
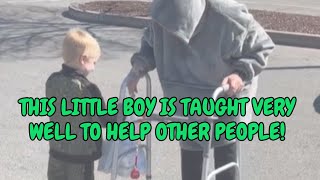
[0,5,141,61]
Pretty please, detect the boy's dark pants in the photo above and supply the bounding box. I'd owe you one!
[47,156,94,180]
[181,142,237,180]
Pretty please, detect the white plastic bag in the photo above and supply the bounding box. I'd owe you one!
[97,115,147,178]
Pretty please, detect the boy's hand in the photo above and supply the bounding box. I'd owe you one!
[221,73,244,96]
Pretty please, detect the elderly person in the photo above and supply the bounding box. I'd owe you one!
[126,0,275,179]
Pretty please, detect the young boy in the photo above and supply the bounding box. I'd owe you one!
[45,28,116,180]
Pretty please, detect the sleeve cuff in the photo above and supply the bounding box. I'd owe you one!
[234,69,250,82]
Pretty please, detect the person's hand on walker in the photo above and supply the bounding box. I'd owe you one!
[222,73,244,96]
[127,64,144,98]
[127,76,139,98]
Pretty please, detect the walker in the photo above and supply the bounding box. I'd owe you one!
[110,73,241,180]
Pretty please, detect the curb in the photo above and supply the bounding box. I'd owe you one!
[68,2,150,28]
[67,3,320,50]
[266,30,320,49]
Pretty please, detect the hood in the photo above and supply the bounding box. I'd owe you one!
[151,0,207,44]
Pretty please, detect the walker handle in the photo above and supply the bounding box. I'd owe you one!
[119,73,151,102]
[212,84,230,101]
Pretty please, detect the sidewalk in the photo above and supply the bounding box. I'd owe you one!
[238,0,320,16]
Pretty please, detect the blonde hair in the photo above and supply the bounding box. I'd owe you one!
[62,28,101,67]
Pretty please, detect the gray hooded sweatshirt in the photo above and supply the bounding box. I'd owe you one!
[130,0,275,150]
